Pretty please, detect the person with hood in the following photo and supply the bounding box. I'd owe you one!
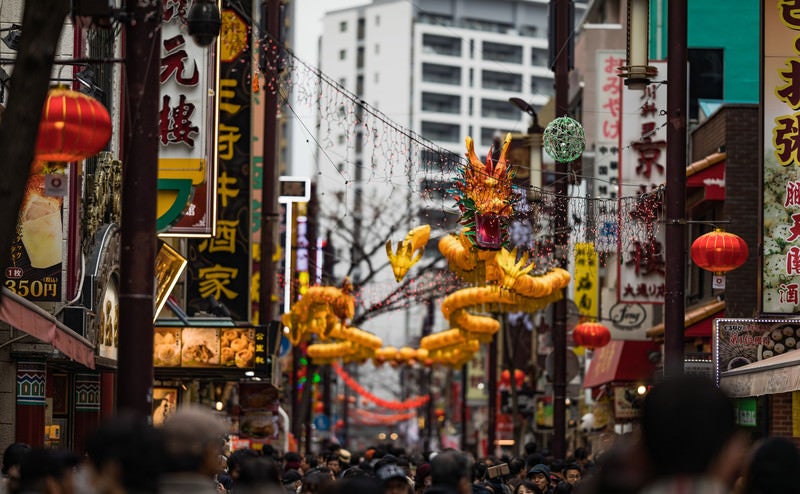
[525,465,552,494]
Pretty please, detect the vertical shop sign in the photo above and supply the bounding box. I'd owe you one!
[157,0,219,235]
[573,243,598,318]
[594,50,624,253]
[618,62,667,304]
[762,1,800,314]
[186,0,252,321]
[5,163,63,301]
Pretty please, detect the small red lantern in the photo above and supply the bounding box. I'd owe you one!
[572,322,611,349]
[691,229,748,289]
[35,86,112,162]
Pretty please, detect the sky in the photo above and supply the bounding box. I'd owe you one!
[289,0,370,177]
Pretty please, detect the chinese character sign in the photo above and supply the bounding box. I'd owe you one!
[157,0,219,235]
[762,1,800,314]
[186,0,252,321]
[618,62,667,304]
[594,50,624,203]
[573,243,598,318]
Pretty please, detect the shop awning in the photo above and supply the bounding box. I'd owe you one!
[686,152,725,202]
[720,349,800,397]
[0,287,95,369]
[646,299,726,339]
[583,340,660,389]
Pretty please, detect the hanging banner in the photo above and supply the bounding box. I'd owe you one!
[157,0,219,236]
[762,1,800,314]
[186,0,252,321]
[618,61,667,304]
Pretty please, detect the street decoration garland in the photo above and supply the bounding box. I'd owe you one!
[332,362,430,410]
[352,408,417,426]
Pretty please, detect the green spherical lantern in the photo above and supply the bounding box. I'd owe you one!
[542,116,586,163]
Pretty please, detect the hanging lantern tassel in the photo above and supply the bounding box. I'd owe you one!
[690,229,749,290]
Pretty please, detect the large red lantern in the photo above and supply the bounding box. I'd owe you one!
[35,86,112,162]
[691,229,748,289]
[572,322,611,349]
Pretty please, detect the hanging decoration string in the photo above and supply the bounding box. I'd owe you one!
[332,362,430,410]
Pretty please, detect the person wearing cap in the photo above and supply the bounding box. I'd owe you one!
[427,450,472,494]
[377,464,411,494]
[1,443,30,494]
[526,464,552,494]
[337,449,352,470]
[283,469,302,493]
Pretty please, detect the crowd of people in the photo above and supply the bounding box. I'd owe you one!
[2,375,800,494]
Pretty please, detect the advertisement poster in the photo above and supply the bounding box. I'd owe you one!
[153,326,256,369]
[713,318,800,383]
[5,163,64,301]
[239,382,281,441]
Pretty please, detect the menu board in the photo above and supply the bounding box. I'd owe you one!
[154,326,255,369]
[713,318,800,383]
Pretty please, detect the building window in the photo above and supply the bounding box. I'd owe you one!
[339,49,346,60]
[374,72,379,83]
[421,63,461,85]
[338,135,346,145]
[421,92,461,114]
[375,43,380,54]
[339,21,347,32]
[688,48,724,120]
[482,41,522,64]
[421,121,460,142]
[339,78,346,88]
[375,15,380,26]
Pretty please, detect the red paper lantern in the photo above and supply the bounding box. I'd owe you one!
[35,86,112,162]
[691,229,749,274]
[573,322,611,349]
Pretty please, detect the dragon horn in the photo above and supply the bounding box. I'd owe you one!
[465,136,484,171]
[494,133,513,178]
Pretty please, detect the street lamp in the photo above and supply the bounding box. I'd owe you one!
[618,0,656,90]
[508,97,544,202]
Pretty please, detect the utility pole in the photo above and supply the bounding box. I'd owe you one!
[117,0,160,415]
[664,0,687,377]
[550,0,571,460]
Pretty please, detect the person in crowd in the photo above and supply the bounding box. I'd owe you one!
[324,453,341,478]
[16,448,80,494]
[1,443,30,494]
[570,449,591,474]
[282,469,302,493]
[226,449,260,490]
[512,480,542,494]
[284,453,303,474]
[159,405,229,494]
[300,470,333,494]
[300,454,317,474]
[336,450,352,471]
[506,458,526,490]
[737,436,800,494]
[377,464,412,494]
[526,465,552,494]
[638,374,750,494]
[318,476,382,494]
[233,455,283,494]
[562,464,581,487]
[414,463,431,494]
[84,413,165,494]
[548,460,564,487]
[427,450,473,494]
